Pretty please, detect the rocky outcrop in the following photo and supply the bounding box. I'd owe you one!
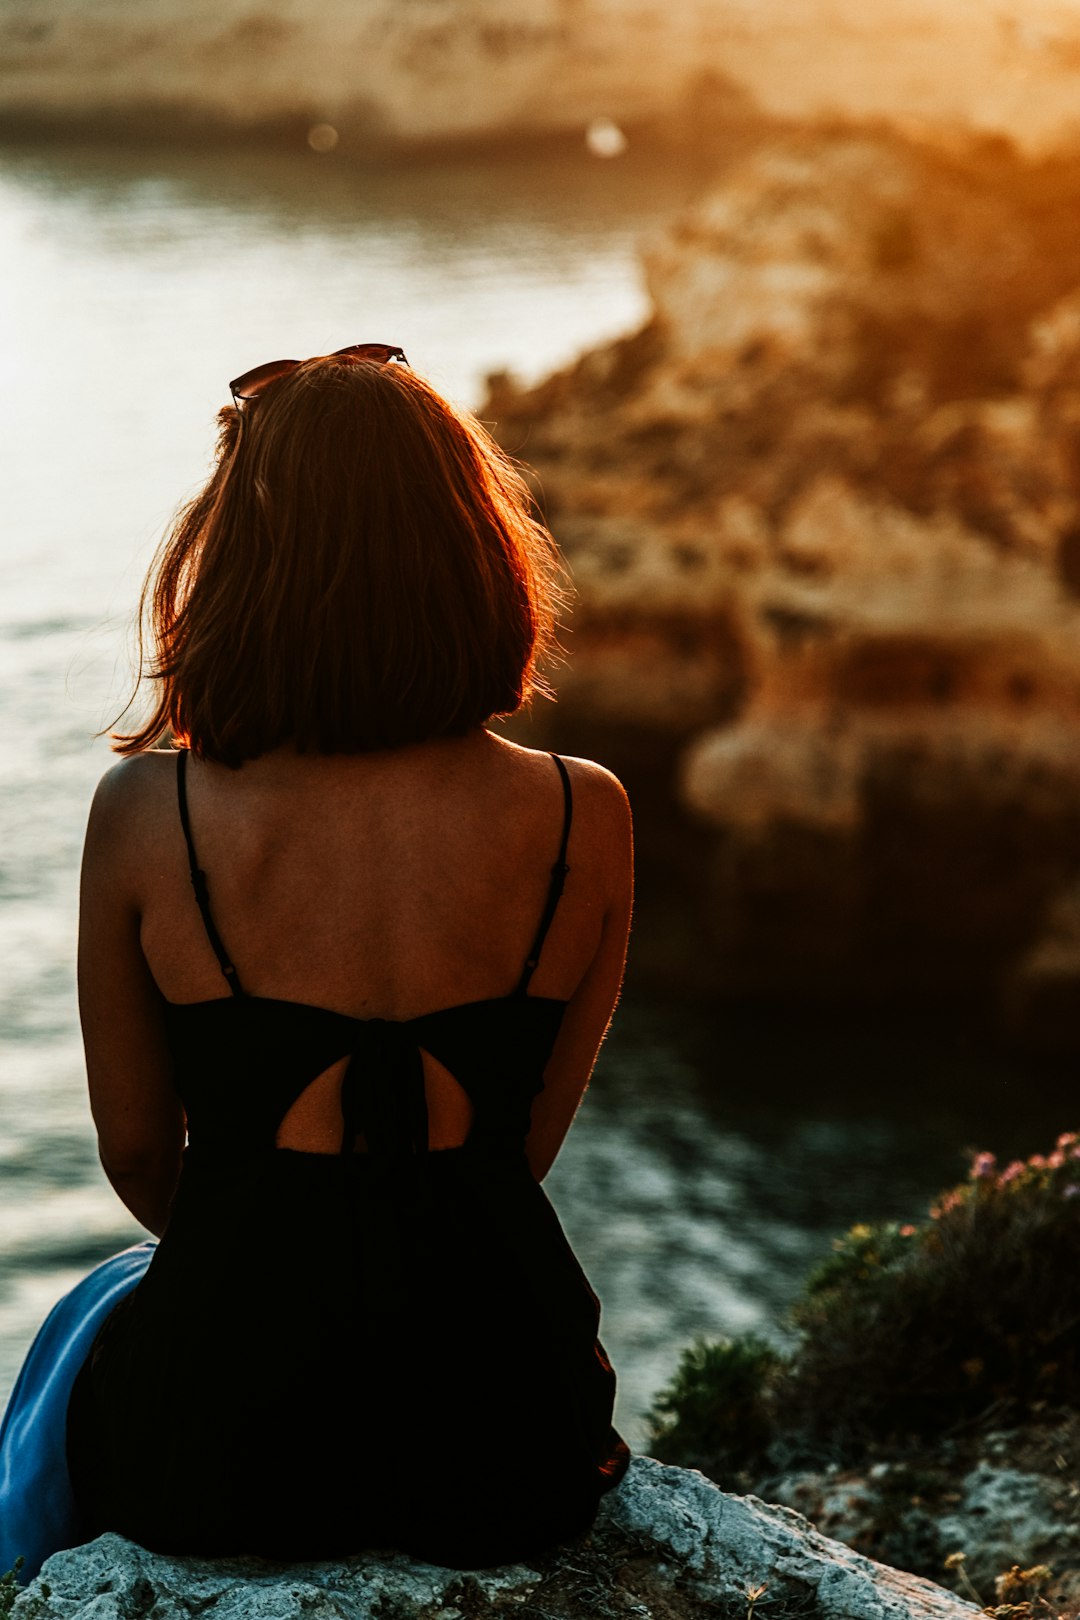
[7,1,1080,151]
[490,128,1080,1030]
[0,0,744,148]
[10,1456,976,1620]
[765,1423,1080,1617]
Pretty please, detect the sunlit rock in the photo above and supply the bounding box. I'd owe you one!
[9,1,1080,151]
[491,127,1080,1026]
[645,138,917,366]
[10,1457,975,1620]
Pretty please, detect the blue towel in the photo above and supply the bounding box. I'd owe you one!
[0,1242,155,1583]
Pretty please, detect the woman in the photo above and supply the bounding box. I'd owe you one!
[62,344,632,1565]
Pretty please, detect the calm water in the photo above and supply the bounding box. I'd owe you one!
[1,136,1076,1448]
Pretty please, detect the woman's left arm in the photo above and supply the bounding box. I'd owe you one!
[78,758,185,1237]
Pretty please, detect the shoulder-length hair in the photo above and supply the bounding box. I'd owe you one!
[113,356,565,765]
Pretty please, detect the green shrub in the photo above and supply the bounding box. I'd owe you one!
[0,1560,23,1619]
[648,1131,1080,1473]
[646,1335,781,1488]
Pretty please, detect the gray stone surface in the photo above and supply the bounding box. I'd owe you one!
[770,1451,1080,1595]
[936,1460,1080,1583]
[11,1456,976,1620]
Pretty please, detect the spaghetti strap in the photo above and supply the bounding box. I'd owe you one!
[176,750,244,998]
[515,754,573,996]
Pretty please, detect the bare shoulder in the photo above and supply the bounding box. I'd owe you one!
[89,748,176,817]
[559,753,630,807]
[84,750,178,865]
[489,734,629,814]
[556,753,631,840]
[488,735,631,884]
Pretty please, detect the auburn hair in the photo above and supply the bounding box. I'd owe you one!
[113,356,566,765]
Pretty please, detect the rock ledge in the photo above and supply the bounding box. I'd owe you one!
[11,1456,975,1620]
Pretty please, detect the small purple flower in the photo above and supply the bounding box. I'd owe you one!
[970,1152,996,1180]
[1063,1184,1080,1200]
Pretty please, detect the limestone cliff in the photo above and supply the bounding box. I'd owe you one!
[7,0,1080,152]
[488,128,1080,1035]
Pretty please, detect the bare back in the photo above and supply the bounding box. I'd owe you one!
[140,730,605,1014]
[78,727,633,1213]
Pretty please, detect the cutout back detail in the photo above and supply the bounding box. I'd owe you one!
[275,1046,475,1156]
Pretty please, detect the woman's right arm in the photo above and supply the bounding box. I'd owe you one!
[78,758,186,1236]
[524,765,633,1181]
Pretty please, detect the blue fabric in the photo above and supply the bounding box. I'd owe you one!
[0,1242,155,1583]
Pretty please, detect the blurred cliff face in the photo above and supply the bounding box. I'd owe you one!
[4,0,1080,151]
[486,129,1080,1041]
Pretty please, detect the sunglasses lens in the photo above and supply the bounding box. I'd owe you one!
[229,359,301,402]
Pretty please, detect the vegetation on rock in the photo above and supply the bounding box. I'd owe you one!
[648,1132,1080,1609]
[0,1563,23,1620]
[648,1130,1080,1469]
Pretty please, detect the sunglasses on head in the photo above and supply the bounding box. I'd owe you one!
[229,343,409,406]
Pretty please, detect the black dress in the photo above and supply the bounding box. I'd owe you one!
[66,751,629,1566]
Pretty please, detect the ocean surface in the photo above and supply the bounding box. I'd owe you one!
[1,135,1076,1448]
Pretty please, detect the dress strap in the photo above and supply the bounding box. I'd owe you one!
[515,753,573,996]
[176,750,244,998]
